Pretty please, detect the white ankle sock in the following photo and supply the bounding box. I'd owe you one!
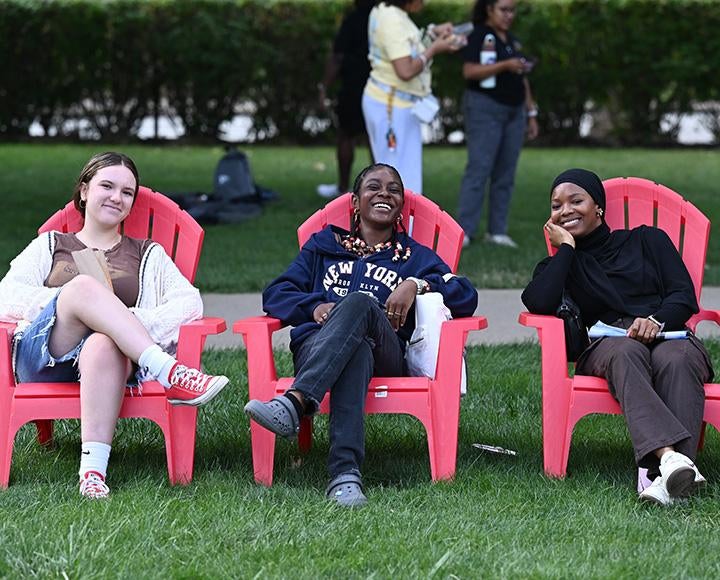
[660,450,681,465]
[79,441,111,479]
[138,344,176,388]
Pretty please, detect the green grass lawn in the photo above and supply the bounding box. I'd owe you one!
[1,144,719,291]
[3,343,720,577]
[3,143,720,576]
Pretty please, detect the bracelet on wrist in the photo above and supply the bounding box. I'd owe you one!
[527,107,538,118]
[647,315,665,331]
[407,277,429,295]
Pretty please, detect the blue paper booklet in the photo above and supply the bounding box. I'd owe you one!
[588,321,688,340]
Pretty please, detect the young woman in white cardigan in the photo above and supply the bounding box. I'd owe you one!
[0,152,229,499]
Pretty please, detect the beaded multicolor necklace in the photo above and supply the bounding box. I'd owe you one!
[341,234,411,262]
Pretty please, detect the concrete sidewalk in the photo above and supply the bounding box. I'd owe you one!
[202,288,720,350]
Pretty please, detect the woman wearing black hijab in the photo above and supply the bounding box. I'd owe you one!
[522,168,713,506]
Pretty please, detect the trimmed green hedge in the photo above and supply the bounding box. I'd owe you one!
[1,0,718,144]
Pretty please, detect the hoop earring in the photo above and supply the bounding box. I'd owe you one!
[79,199,86,209]
[397,214,408,238]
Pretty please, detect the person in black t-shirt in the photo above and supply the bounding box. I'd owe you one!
[317,0,376,199]
[456,0,538,248]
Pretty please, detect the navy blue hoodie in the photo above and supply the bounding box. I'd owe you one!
[263,226,479,351]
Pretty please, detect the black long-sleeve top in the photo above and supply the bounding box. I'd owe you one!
[521,223,698,331]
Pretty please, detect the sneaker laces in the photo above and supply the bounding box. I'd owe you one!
[170,365,209,393]
[80,471,110,499]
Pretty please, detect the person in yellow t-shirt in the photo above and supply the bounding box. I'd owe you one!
[362,0,463,194]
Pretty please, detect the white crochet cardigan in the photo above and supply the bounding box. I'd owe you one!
[0,231,203,354]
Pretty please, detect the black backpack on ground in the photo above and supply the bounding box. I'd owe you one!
[213,148,257,203]
[213,147,279,204]
[168,147,279,225]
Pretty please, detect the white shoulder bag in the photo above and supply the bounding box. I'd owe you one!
[411,94,440,124]
[405,292,468,395]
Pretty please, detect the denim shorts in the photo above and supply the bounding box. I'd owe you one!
[13,292,88,383]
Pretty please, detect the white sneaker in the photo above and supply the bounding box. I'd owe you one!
[462,234,471,248]
[639,476,672,506]
[317,184,340,198]
[692,463,707,492]
[659,451,697,498]
[485,233,518,248]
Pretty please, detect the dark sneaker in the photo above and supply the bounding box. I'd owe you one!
[244,396,300,438]
[326,472,368,508]
[166,364,229,407]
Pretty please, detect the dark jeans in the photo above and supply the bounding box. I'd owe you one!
[290,293,406,478]
[576,335,713,479]
[456,90,526,238]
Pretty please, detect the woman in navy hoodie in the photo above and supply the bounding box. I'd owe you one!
[245,163,478,507]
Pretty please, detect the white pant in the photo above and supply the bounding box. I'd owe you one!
[362,92,423,194]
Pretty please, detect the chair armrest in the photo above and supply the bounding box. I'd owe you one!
[688,308,720,333]
[0,323,14,341]
[0,323,15,387]
[433,316,488,386]
[176,317,227,368]
[233,316,284,336]
[518,311,571,382]
[444,316,488,334]
[519,311,566,343]
[233,316,287,390]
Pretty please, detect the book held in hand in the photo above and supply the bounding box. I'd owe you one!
[588,320,688,340]
[71,248,113,290]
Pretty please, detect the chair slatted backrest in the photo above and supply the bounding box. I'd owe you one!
[297,191,463,272]
[38,186,204,283]
[544,177,709,303]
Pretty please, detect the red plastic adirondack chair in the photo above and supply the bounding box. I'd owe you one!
[0,186,226,487]
[234,191,487,486]
[519,176,720,478]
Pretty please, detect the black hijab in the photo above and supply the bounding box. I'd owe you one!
[551,168,606,212]
[554,170,697,328]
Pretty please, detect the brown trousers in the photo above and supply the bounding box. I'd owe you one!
[576,334,713,478]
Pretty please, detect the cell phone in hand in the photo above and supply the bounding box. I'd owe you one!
[450,35,468,49]
[452,22,474,36]
[521,57,537,73]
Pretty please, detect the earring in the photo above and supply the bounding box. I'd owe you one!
[596,208,604,217]
[396,214,403,223]
[79,199,86,209]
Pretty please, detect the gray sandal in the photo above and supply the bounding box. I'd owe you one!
[326,472,368,508]
[244,396,300,438]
